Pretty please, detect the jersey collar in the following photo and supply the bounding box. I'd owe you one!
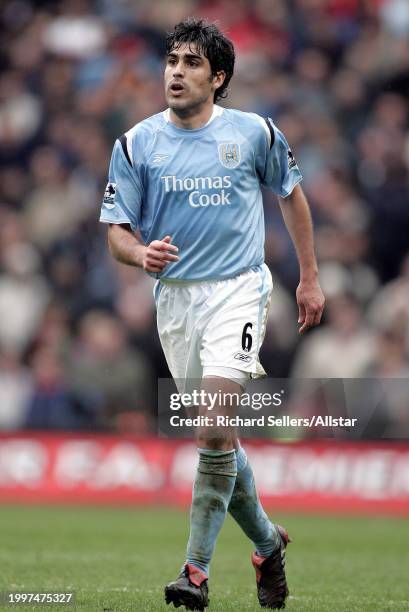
[163,105,223,128]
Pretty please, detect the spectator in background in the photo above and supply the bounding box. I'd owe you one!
[367,252,409,353]
[260,274,299,378]
[352,324,409,439]
[357,95,409,282]
[364,324,409,379]
[30,300,71,354]
[114,263,171,380]
[23,146,91,252]
[24,345,98,430]
[0,349,33,430]
[291,292,376,379]
[0,223,49,354]
[65,310,154,432]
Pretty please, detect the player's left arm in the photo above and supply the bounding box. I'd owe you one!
[278,184,325,333]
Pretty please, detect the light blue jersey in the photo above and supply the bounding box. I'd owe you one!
[99,105,302,281]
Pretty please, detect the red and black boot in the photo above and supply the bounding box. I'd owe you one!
[165,563,209,611]
[251,524,291,609]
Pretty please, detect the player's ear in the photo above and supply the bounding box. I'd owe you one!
[213,70,225,91]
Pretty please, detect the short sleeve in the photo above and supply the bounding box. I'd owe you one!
[256,118,302,198]
[99,138,142,231]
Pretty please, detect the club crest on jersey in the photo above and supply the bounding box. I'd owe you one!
[218,143,241,169]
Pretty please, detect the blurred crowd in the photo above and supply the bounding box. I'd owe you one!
[0,0,408,437]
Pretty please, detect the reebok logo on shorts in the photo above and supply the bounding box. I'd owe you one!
[234,352,252,363]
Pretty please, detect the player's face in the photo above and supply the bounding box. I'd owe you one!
[164,43,224,114]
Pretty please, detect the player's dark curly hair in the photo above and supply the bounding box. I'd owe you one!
[166,18,235,103]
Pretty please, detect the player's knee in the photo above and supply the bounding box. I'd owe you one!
[201,436,226,451]
[197,431,235,450]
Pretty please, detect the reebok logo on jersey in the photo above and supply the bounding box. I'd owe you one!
[152,153,169,164]
[161,175,232,208]
[103,182,116,207]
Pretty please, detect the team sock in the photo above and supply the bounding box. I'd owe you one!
[228,443,279,558]
[186,448,237,576]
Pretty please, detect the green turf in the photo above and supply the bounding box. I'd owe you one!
[0,505,408,611]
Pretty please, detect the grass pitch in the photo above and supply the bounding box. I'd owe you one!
[0,505,408,611]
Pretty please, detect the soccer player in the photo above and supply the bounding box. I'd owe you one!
[100,18,324,611]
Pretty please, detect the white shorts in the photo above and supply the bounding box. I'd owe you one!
[155,264,273,389]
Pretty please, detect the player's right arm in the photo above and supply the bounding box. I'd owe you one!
[100,135,179,273]
[107,225,179,273]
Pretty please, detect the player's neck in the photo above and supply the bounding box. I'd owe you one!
[169,103,214,130]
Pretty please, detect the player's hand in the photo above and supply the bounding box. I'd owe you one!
[142,235,179,273]
[296,280,325,333]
